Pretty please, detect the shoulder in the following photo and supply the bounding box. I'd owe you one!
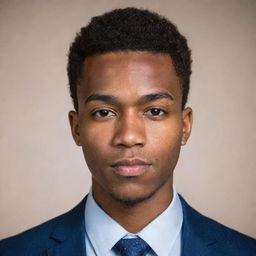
[0,212,65,256]
[0,197,87,256]
[179,195,256,255]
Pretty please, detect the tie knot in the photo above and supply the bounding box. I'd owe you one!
[113,236,151,256]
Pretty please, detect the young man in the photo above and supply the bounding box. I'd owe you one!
[0,7,255,256]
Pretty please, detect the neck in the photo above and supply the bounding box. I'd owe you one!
[92,180,173,233]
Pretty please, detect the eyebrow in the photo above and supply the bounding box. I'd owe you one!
[84,92,174,104]
[139,92,174,103]
[85,94,116,104]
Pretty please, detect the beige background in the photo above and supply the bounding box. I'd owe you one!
[0,0,255,239]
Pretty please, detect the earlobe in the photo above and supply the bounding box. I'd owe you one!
[181,107,193,146]
[68,111,82,146]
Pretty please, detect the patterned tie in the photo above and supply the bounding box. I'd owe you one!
[113,237,151,256]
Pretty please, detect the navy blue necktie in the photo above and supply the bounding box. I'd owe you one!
[113,237,151,256]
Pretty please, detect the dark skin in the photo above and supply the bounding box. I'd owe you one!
[69,51,193,233]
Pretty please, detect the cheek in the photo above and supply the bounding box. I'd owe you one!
[146,118,183,147]
[78,121,114,168]
[146,119,183,165]
[79,121,111,147]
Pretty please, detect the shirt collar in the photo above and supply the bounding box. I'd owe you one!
[85,189,127,255]
[84,187,183,256]
[137,187,183,256]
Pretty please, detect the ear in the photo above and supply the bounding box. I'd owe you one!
[68,110,82,146]
[181,107,193,146]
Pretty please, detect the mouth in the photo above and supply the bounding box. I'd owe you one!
[110,159,152,177]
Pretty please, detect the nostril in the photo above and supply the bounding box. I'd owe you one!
[112,118,146,147]
[134,142,144,147]
[114,139,145,148]
[116,142,144,148]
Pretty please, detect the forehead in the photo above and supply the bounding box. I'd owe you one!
[78,51,181,100]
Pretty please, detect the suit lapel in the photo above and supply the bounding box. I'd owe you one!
[179,195,219,256]
[47,197,87,256]
[46,194,224,256]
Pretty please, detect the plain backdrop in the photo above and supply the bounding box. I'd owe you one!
[0,0,255,239]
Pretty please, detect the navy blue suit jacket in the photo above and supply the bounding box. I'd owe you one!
[0,195,255,256]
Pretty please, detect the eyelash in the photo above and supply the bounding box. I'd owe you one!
[92,109,116,118]
[144,108,167,116]
[92,108,167,118]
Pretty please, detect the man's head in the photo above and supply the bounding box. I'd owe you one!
[67,7,192,112]
[68,8,193,206]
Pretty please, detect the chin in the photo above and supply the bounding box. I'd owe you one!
[109,185,159,205]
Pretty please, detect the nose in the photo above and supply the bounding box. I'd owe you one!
[112,112,146,148]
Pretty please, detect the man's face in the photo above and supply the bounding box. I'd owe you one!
[69,51,192,204]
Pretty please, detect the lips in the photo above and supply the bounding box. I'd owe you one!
[110,159,152,177]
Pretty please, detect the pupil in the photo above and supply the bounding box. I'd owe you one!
[151,109,160,115]
[100,110,108,116]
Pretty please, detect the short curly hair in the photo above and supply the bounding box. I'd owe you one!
[67,7,192,111]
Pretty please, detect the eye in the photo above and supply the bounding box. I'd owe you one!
[145,108,166,116]
[93,109,115,117]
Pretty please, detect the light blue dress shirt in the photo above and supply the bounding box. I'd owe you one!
[84,187,183,256]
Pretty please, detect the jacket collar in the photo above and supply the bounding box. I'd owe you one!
[47,194,220,256]
[47,196,87,256]
[179,195,219,256]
